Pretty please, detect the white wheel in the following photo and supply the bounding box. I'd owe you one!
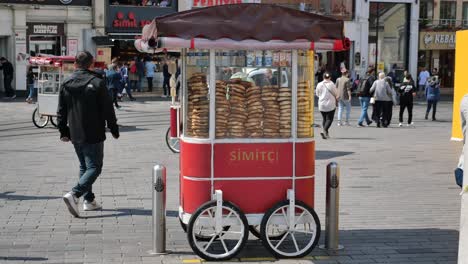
[260,200,320,258]
[250,225,287,240]
[32,108,49,128]
[187,201,248,261]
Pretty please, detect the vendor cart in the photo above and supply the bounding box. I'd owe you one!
[29,56,75,128]
[138,4,349,260]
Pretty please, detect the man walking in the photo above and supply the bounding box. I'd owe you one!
[336,68,352,126]
[162,59,171,97]
[357,66,375,127]
[418,67,430,99]
[57,51,119,217]
[145,58,156,92]
[370,72,393,128]
[0,57,15,99]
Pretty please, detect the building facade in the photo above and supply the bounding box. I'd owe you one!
[0,0,92,95]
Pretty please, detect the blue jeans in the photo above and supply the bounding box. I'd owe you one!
[337,99,351,123]
[27,84,36,98]
[358,97,371,125]
[72,142,104,202]
[137,74,144,92]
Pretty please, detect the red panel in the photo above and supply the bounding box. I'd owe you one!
[214,180,292,214]
[296,177,315,208]
[180,141,211,177]
[214,143,293,177]
[295,141,315,177]
[170,108,178,137]
[181,178,211,214]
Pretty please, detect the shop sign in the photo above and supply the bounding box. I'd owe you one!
[420,32,456,50]
[113,12,152,29]
[192,0,259,7]
[107,6,177,33]
[0,0,90,5]
[27,23,64,36]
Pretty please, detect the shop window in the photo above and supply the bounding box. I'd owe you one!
[463,2,468,27]
[110,0,172,7]
[419,0,434,20]
[440,1,456,27]
[264,0,354,21]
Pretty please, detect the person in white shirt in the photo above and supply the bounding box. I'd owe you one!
[418,67,430,99]
[316,72,338,139]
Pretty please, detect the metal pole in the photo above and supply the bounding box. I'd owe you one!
[321,162,344,250]
[151,165,167,255]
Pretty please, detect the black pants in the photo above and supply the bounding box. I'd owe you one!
[163,77,170,96]
[399,99,413,124]
[426,100,437,119]
[147,77,153,92]
[320,109,335,133]
[375,101,392,127]
[3,76,13,97]
[109,89,120,108]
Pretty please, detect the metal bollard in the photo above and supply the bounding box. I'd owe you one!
[321,162,344,250]
[150,165,168,255]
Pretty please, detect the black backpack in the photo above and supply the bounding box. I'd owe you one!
[357,76,370,95]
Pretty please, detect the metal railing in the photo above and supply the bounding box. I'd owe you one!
[419,18,468,29]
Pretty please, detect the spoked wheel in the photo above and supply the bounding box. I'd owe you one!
[181,215,230,241]
[187,201,248,261]
[165,127,180,153]
[32,108,49,128]
[249,225,287,240]
[260,200,320,258]
[49,116,58,128]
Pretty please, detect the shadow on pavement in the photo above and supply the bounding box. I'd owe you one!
[118,125,150,132]
[0,257,48,261]
[316,150,354,160]
[0,191,61,201]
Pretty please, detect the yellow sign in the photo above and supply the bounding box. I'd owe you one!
[377,62,385,72]
[420,31,456,50]
[451,30,468,140]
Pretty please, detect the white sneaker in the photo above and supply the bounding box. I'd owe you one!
[83,200,102,211]
[63,192,79,217]
[399,123,402,127]
[337,122,341,126]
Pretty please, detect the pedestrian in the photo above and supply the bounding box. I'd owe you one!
[456,94,468,188]
[162,59,171,97]
[57,51,119,217]
[0,57,15,99]
[370,72,393,128]
[336,68,352,126]
[120,62,135,101]
[417,67,430,99]
[398,73,416,127]
[136,57,145,92]
[384,76,396,126]
[26,66,37,103]
[106,64,122,109]
[425,75,441,121]
[356,66,375,127]
[316,72,338,139]
[129,59,138,92]
[145,57,156,92]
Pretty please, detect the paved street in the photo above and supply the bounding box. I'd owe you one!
[0,95,462,264]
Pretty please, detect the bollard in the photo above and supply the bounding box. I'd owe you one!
[320,162,344,250]
[150,165,168,255]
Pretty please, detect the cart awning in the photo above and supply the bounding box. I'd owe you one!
[141,4,344,43]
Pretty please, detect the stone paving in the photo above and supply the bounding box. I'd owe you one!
[0,94,462,263]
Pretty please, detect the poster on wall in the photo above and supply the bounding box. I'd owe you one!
[67,39,78,57]
[15,31,27,63]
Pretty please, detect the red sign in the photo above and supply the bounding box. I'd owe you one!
[113,12,152,29]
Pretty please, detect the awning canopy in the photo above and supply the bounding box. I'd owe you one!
[142,4,344,42]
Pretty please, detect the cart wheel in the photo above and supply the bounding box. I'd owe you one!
[260,200,320,258]
[165,127,180,153]
[249,225,286,240]
[181,214,230,240]
[32,108,49,128]
[187,200,248,261]
[49,116,58,128]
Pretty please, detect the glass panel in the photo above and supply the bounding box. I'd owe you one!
[39,68,59,94]
[297,50,314,138]
[214,50,292,139]
[440,1,456,26]
[263,0,354,21]
[185,50,210,138]
[463,3,468,24]
[419,0,434,19]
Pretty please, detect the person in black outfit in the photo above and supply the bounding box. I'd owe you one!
[58,51,119,217]
[398,74,416,127]
[162,60,171,97]
[0,57,15,98]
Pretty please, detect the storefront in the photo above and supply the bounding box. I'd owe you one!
[0,0,92,95]
[103,2,178,63]
[419,31,456,89]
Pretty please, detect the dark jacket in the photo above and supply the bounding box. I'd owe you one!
[359,74,375,97]
[0,61,14,78]
[163,63,171,78]
[136,60,145,76]
[106,69,122,91]
[398,79,416,102]
[426,83,441,102]
[57,69,119,144]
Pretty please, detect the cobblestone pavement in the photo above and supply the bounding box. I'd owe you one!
[0,95,461,263]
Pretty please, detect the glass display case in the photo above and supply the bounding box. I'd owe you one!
[183,49,315,140]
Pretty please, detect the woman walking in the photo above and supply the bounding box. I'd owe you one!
[370,72,393,127]
[316,72,338,139]
[425,76,441,121]
[398,74,416,127]
[106,64,122,109]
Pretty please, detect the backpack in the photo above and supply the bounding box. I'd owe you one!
[357,77,370,95]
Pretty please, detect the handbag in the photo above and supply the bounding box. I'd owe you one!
[370,97,376,104]
[324,82,338,107]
